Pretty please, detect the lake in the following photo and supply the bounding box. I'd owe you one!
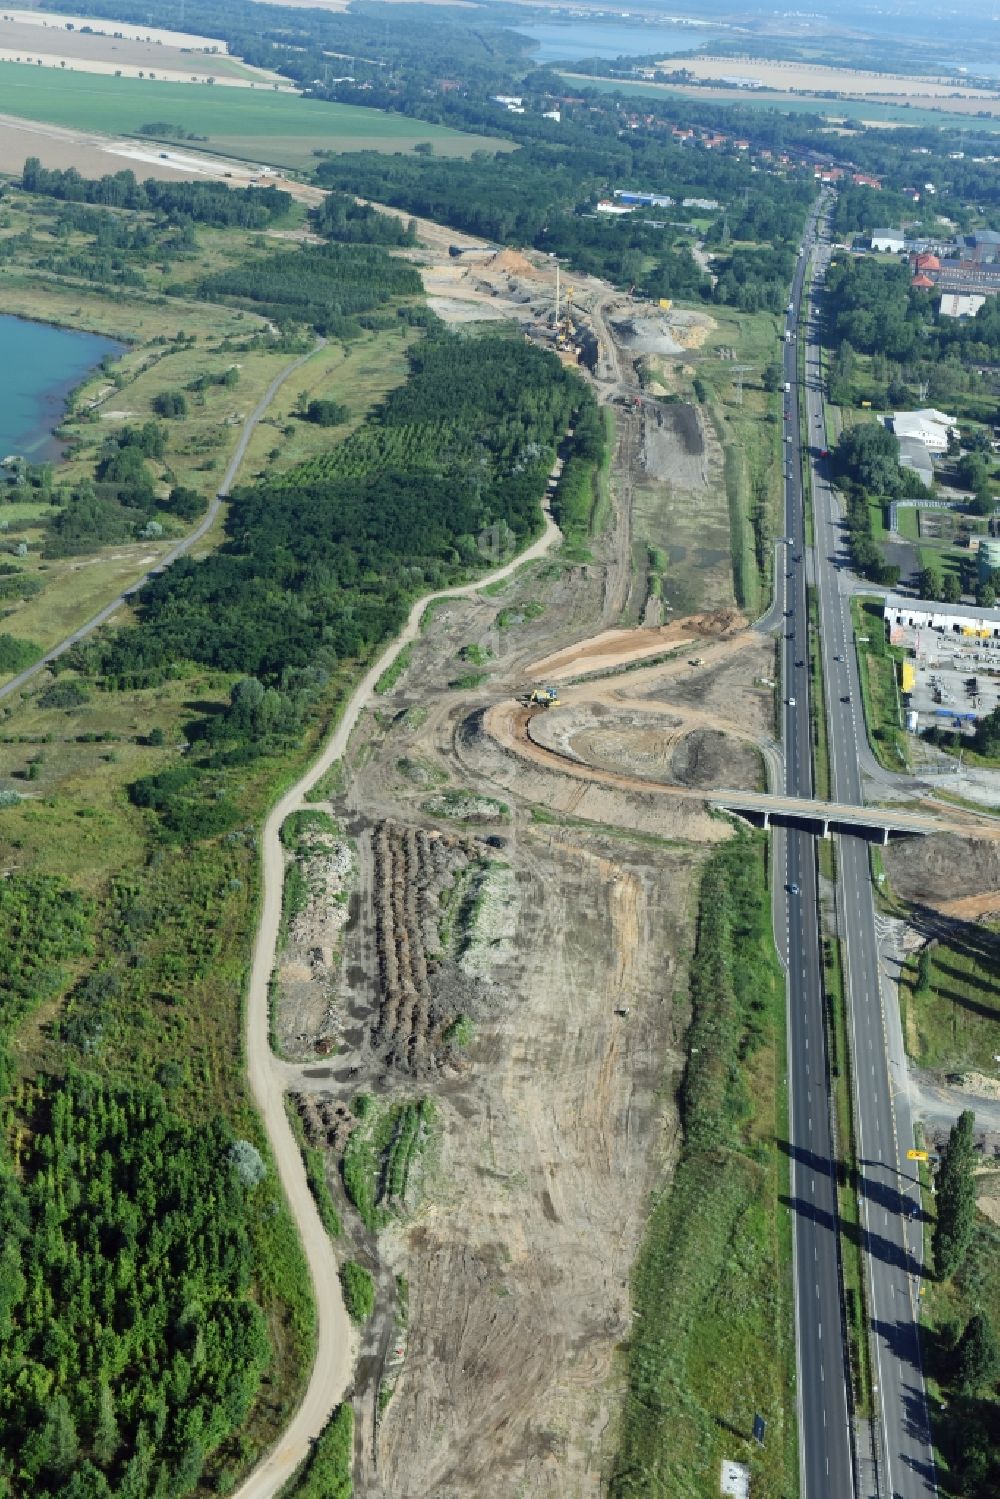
[0,314,124,463]
[519,17,728,65]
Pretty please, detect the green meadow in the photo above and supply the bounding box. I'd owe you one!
[0,62,501,166]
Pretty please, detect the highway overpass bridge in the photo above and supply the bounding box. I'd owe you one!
[710,790,992,842]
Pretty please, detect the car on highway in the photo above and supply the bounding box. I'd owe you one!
[795,659,804,668]
[787,881,800,895]
[841,694,850,703]
[834,653,844,662]
[787,696,796,707]
[820,448,829,458]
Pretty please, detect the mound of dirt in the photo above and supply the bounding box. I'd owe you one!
[610,315,683,356]
[527,610,744,681]
[669,729,762,791]
[666,308,714,349]
[485,247,540,279]
[883,833,1000,911]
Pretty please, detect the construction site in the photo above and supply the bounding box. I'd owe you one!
[266,219,1000,1497]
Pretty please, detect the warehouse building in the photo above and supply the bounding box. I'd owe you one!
[884,594,1000,637]
[939,292,986,318]
[871,228,905,253]
[885,409,958,450]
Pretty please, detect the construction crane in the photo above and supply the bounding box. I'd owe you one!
[528,686,560,707]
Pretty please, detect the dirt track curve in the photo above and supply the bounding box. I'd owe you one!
[231,482,562,1499]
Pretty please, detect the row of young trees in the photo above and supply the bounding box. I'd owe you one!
[196,244,422,338]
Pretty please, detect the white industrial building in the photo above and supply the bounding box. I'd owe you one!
[884,594,1000,637]
[885,408,957,450]
[872,228,905,253]
[939,292,986,318]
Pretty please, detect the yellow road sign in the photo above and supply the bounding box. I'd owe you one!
[907,1149,929,1161]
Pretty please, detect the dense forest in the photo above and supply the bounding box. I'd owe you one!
[20,160,293,229]
[0,1072,272,1498]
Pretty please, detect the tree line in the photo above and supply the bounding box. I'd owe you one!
[21,159,293,229]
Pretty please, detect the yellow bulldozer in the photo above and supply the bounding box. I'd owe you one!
[528,686,560,707]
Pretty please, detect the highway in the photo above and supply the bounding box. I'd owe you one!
[0,337,325,707]
[800,223,938,1498]
[779,204,856,1499]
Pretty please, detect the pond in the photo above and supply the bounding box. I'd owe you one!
[0,314,124,464]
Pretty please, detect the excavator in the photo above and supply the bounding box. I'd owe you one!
[528,686,560,707]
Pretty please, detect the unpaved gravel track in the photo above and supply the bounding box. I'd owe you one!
[231,480,562,1499]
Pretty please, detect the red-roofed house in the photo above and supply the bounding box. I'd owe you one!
[911,273,935,289]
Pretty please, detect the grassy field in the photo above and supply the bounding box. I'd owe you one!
[239,326,419,477]
[851,595,909,770]
[696,306,783,614]
[900,927,1000,1074]
[0,62,500,166]
[611,834,797,1498]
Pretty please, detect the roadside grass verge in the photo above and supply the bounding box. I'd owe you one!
[822,930,873,1418]
[340,1260,376,1324]
[807,586,831,801]
[899,926,1000,1076]
[850,596,908,771]
[278,1404,353,1499]
[876,861,1000,1493]
[286,1102,343,1240]
[610,832,796,1498]
[592,406,616,537]
[375,643,413,695]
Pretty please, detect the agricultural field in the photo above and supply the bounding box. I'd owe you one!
[0,14,282,87]
[0,61,500,168]
[565,73,1000,133]
[663,55,1000,104]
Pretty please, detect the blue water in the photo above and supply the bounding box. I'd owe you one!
[0,314,124,462]
[520,17,727,64]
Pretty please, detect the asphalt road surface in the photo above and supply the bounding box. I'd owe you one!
[803,228,938,1499]
[0,337,325,706]
[779,205,856,1499]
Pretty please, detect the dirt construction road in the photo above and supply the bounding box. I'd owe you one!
[231,482,562,1498]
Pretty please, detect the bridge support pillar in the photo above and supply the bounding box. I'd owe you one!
[762,809,769,829]
[882,825,890,846]
[822,818,829,838]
